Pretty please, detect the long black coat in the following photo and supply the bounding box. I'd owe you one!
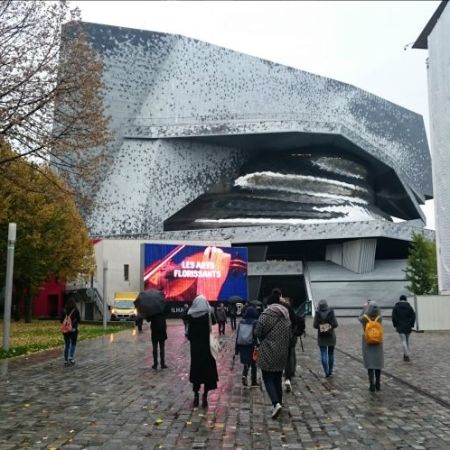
[392,301,416,334]
[148,314,167,342]
[187,314,218,390]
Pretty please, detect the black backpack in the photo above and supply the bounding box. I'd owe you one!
[294,315,306,336]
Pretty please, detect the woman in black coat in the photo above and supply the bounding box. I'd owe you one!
[187,295,219,408]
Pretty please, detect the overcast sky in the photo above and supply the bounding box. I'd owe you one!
[73,0,438,229]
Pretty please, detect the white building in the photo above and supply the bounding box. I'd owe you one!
[414,0,450,294]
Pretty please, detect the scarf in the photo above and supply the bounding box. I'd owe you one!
[188,295,212,318]
[267,303,289,319]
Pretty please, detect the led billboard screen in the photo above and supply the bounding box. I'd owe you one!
[142,244,248,302]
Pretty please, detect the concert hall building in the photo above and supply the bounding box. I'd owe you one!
[62,22,434,315]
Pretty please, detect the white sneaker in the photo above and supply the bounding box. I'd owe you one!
[271,402,282,419]
[285,379,292,392]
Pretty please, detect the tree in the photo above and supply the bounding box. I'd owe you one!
[0,139,95,322]
[0,0,110,210]
[404,232,438,295]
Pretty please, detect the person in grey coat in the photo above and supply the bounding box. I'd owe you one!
[313,299,338,377]
[255,288,291,419]
[359,301,384,392]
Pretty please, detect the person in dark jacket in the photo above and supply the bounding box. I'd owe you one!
[187,295,219,408]
[392,294,416,361]
[255,288,291,419]
[313,299,338,378]
[147,312,168,369]
[228,303,237,331]
[181,303,190,338]
[215,303,227,335]
[60,298,81,366]
[235,306,259,387]
[359,301,384,392]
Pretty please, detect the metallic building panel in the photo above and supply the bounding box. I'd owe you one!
[60,22,433,238]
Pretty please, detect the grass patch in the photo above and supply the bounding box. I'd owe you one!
[0,320,132,360]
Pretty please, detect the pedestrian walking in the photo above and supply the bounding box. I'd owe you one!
[280,296,298,392]
[147,312,168,369]
[229,302,237,331]
[181,303,189,338]
[60,298,81,366]
[392,294,416,361]
[235,306,259,387]
[216,303,227,335]
[187,295,219,408]
[313,299,338,378]
[135,315,144,333]
[254,288,291,419]
[359,301,384,392]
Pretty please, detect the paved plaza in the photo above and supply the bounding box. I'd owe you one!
[1,317,449,450]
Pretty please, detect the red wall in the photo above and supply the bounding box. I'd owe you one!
[33,279,65,318]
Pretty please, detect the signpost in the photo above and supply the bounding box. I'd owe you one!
[103,260,108,330]
[3,223,17,352]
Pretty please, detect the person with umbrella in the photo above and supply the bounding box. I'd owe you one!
[187,295,219,408]
[147,312,168,369]
[134,290,168,369]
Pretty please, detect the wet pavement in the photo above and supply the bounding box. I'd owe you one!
[0,317,449,450]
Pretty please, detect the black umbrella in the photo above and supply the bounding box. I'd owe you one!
[228,295,243,304]
[134,289,165,317]
[248,300,263,307]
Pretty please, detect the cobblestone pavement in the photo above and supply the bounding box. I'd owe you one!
[0,318,449,450]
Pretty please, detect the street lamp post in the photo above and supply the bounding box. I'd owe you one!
[3,223,17,352]
[102,260,108,330]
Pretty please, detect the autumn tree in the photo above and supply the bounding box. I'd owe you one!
[0,139,95,322]
[0,0,110,210]
[404,232,438,296]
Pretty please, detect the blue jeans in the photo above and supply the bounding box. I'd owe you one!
[319,345,334,376]
[399,333,411,357]
[243,361,257,384]
[63,329,78,361]
[262,370,283,406]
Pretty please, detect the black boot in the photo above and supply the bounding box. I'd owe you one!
[202,392,208,408]
[375,369,381,391]
[368,369,375,392]
[193,392,199,407]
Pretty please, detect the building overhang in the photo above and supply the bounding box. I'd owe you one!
[139,219,434,245]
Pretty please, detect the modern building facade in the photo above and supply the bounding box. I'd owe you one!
[414,0,450,294]
[61,22,434,315]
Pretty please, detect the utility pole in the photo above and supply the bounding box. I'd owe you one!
[102,260,108,330]
[3,223,17,351]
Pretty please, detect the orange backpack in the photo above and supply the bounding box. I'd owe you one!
[363,314,383,344]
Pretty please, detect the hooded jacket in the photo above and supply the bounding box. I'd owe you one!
[392,300,416,334]
[313,300,338,347]
[254,304,291,371]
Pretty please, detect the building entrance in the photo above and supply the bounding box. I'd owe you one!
[259,275,308,315]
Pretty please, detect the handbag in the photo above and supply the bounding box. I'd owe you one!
[210,332,220,360]
[252,346,259,363]
[209,313,221,360]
